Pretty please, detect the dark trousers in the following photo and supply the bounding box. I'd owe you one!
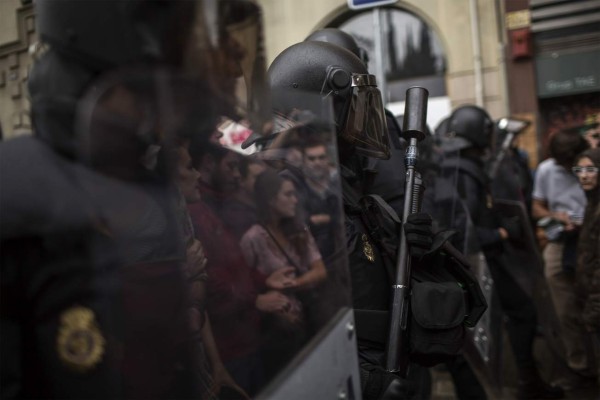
[486,255,538,370]
[445,355,487,399]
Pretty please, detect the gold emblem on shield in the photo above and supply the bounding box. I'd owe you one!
[361,234,375,262]
[57,306,105,372]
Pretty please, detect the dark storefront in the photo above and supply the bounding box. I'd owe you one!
[531,0,600,156]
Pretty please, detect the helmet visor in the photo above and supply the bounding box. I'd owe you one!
[341,74,390,160]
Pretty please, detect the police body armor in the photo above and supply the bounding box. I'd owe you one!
[342,160,486,369]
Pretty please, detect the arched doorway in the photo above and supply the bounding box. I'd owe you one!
[327,6,449,128]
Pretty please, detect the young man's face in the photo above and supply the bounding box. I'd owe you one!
[303,145,329,180]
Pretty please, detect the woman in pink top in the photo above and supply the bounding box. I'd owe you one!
[240,168,327,379]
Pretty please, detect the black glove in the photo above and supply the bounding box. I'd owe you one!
[500,216,523,240]
[403,212,433,259]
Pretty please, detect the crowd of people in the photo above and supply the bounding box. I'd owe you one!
[1,1,599,400]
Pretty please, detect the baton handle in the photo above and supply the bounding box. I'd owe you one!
[385,87,428,374]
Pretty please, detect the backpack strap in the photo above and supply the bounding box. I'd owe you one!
[340,175,397,281]
[341,175,362,214]
[364,194,402,224]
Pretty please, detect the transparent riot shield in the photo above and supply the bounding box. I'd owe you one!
[494,199,566,367]
[431,155,505,396]
[462,213,505,397]
[75,75,358,400]
[229,90,359,400]
[74,68,231,399]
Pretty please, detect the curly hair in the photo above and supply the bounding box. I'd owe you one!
[549,129,588,168]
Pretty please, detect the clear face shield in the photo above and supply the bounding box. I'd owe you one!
[340,74,390,160]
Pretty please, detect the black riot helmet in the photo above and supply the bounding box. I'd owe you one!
[268,41,390,159]
[36,0,194,72]
[442,105,494,152]
[305,28,369,66]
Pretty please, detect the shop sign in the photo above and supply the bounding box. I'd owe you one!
[536,49,600,98]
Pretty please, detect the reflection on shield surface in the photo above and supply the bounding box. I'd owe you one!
[74,60,357,398]
[494,199,566,366]
[459,209,505,395]
[241,91,359,398]
[431,161,504,395]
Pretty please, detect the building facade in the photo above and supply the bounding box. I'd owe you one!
[503,0,600,161]
[2,0,598,165]
[0,0,35,139]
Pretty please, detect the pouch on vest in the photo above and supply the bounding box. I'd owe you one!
[409,281,466,366]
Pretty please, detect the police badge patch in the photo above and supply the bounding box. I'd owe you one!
[57,306,106,372]
[361,234,375,262]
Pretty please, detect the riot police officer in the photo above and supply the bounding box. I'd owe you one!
[266,40,435,400]
[0,1,269,398]
[436,105,565,399]
[305,28,490,400]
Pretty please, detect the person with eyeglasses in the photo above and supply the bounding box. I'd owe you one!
[573,148,600,391]
[532,129,593,391]
[572,165,599,177]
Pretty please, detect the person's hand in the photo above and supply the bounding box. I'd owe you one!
[535,226,548,249]
[207,362,250,400]
[256,290,291,313]
[403,212,433,259]
[275,299,304,326]
[552,211,575,231]
[276,307,303,326]
[184,239,207,277]
[266,267,297,290]
[500,216,522,240]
